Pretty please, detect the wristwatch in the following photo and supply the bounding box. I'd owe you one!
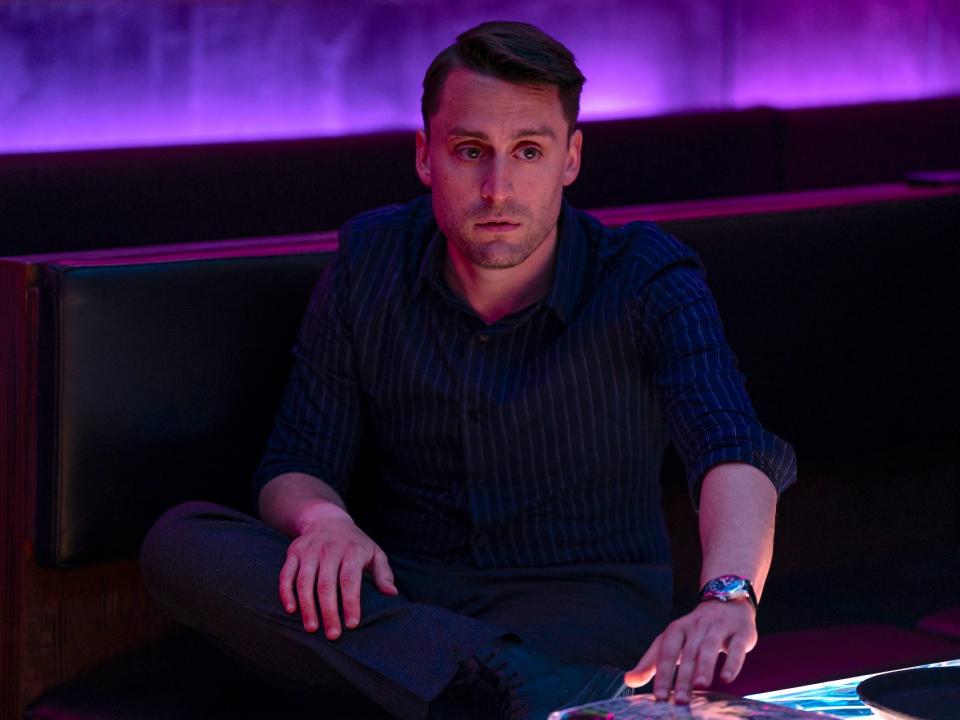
[698,575,758,612]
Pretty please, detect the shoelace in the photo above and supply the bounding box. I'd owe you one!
[478,650,535,717]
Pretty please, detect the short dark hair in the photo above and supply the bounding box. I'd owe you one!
[421,21,586,136]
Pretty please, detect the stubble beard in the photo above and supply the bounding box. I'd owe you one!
[450,230,543,269]
[449,202,550,270]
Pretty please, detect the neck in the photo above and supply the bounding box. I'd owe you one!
[443,229,558,325]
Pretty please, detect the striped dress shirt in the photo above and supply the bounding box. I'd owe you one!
[253,195,796,568]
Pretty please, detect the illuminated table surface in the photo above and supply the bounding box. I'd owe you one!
[746,658,960,717]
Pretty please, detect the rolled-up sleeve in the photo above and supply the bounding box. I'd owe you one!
[251,240,362,506]
[632,253,797,510]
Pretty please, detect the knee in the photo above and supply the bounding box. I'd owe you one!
[140,500,238,604]
[141,500,223,559]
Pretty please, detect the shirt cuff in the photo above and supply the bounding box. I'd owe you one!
[688,429,797,510]
[250,460,346,514]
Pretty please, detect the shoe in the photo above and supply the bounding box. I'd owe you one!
[471,638,628,720]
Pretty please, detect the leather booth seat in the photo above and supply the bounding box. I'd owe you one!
[719,625,960,697]
[3,183,959,718]
[3,95,959,257]
[918,607,960,642]
[24,630,392,720]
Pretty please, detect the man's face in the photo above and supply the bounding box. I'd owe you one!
[416,68,582,269]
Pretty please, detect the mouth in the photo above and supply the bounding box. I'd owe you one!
[475,220,521,232]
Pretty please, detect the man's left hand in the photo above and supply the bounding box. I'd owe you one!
[624,599,757,703]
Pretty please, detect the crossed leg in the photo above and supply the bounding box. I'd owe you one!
[141,501,671,720]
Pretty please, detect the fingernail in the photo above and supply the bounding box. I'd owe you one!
[305,621,317,632]
[327,628,340,640]
[723,671,734,681]
[695,676,706,687]
[285,604,295,613]
[346,617,357,628]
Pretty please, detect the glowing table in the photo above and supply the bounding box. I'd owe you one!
[747,658,960,717]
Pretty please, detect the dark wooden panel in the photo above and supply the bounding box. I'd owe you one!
[2,261,173,717]
[18,559,173,714]
[0,261,36,720]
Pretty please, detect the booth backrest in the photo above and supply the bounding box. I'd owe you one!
[660,191,960,460]
[3,95,959,257]
[648,189,960,618]
[31,248,336,566]
[3,184,959,718]
[3,184,957,573]
[782,96,960,190]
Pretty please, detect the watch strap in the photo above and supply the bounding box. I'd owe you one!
[698,575,758,612]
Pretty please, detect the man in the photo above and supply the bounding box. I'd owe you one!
[142,20,795,720]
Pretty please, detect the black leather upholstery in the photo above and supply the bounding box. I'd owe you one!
[30,191,960,570]
[35,252,333,567]
[8,96,959,257]
[572,108,785,209]
[17,189,960,719]
[663,193,960,461]
[25,630,392,720]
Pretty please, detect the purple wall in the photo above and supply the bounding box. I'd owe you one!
[1,0,958,154]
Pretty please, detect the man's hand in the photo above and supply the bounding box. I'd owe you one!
[625,462,776,702]
[278,502,398,639]
[624,599,757,703]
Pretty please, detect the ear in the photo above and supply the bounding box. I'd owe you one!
[415,129,432,187]
[562,128,583,187]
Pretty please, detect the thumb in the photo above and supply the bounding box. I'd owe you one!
[625,635,661,688]
[370,547,399,595]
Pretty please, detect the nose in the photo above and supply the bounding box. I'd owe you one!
[480,156,513,206]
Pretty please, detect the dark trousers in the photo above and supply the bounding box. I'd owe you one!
[140,501,672,720]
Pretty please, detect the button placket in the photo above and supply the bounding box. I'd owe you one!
[461,324,503,560]
[462,328,492,428]
[460,328,485,532]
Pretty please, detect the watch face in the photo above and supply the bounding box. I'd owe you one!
[708,576,747,594]
[703,575,750,602]
[701,575,756,609]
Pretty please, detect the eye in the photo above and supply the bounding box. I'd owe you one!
[456,145,483,160]
[517,146,542,160]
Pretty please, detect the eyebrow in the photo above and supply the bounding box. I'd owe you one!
[447,125,557,141]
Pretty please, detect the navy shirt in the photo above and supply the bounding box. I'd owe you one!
[253,195,796,568]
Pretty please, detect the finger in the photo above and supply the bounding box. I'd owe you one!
[625,635,661,688]
[278,554,299,613]
[653,627,685,701]
[316,558,343,640]
[689,630,729,696]
[673,627,711,703]
[339,557,363,629]
[295,560,320,632]
[370,547,398,595]
[719,634,752,683]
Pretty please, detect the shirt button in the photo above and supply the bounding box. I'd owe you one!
[476,334,490,343]
[468,409,480,422]
[476,534,488,547]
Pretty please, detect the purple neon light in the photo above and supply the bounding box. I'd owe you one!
[1,0,958,155]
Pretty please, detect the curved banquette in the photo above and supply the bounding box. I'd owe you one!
[2,183,959,718]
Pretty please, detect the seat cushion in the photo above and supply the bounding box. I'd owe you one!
[715,624,960,696]
[25,632,393,720]
[32,249,333,567]
[918,607,960,641]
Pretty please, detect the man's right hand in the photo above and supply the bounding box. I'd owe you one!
[278,501,398,638]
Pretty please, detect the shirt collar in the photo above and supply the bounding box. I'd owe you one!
[414,225,447,297]
[543,197,586,325]
[415,197,586,325]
